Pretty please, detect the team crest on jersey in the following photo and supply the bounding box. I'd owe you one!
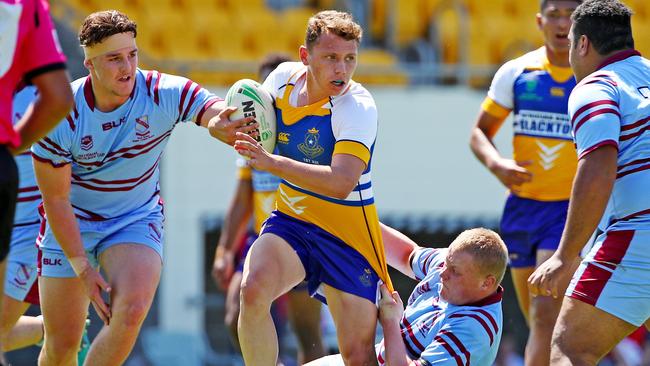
[134,115,152,141]
[298,127,324,161]
[81,135,94,151]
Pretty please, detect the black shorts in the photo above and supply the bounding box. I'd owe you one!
[0,145,18,261]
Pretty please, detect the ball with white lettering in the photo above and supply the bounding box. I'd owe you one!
[226,79,276,153]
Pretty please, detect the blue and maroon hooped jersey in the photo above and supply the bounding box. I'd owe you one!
[31,69,220,220]
[482,47,577,201]
[376,248,503,366]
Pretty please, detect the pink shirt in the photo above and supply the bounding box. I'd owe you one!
[0,0,66,148]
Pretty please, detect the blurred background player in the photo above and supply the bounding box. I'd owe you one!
[234,10,393,365]
[469,1,581,364]
[308,226,508,366]
[212,53,326,363]
[30,10,257,366]
[529,0,650,363]
[0,0,73,361]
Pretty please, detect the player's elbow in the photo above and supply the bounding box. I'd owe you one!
[328,179,357,200]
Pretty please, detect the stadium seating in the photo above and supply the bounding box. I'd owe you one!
[50,0,650,87]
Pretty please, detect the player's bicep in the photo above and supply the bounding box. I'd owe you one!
[33,159,71,201]
[330,153,367,187]
[474,107,509,140]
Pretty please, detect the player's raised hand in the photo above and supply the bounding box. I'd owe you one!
[527,254,575,299]
[208,106,259,145]
[234,132,277,171]
[490,158,533,189]
[378,284,404,325]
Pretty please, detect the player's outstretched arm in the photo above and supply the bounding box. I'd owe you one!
[529,145,617,298]
[379,285,414,366]
[235,132,365,199]
[11,70,73,154]
[33,159,112,324]
[380,223,418,279]
[197,100,259,145]
[212,177,253,290]
[469,110,533,189]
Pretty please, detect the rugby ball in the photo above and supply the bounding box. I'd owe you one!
[225,79,276,153]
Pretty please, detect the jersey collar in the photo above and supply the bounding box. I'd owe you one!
[597,49,641,70]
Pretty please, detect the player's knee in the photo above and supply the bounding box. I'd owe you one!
[116,300,150,328]
[551,325,599,365]
[530,298,561,329]
[43,335,81,361]
[239,274,272,310]
[339,340,375,366]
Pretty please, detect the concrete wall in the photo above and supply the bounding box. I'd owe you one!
[159,85,515,333]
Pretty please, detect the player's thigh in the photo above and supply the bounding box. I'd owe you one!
[241,233,306,300]
[99,243,162,305]
[304,354,345,366]
[553,297,637,360]
[322,284,377,352]
[0,294,30,333]
[286,288,321,334]
[38,276,89,342]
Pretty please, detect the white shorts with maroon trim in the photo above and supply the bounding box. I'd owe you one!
[566,230,650,326]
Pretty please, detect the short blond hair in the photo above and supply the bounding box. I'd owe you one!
[305,10,362,49]
[449,228,508,284]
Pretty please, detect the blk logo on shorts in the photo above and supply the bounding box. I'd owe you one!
[43,258,63,266]
[81,135,93,151]
[358,268,373,287]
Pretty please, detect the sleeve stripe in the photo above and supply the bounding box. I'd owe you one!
[617,162,650,179]
[177,80,193,120]
[449,313,494,345]
[195,98,221,125]
[401,318,426,352]
[420,251,435,276]
[578,140,618,160]
[618,157,650,172]
[146,71,154,94]
[31,153,69,168]
[333,140,371,165]
[433,336,464,366]
[182,84,201,122]
[41,136,70,156]
[574,108,621,133]
[571,100,618,125]
[440,330,471,365]
[153,71,162,105]
[65,114,75,131]
[481,97,511,119]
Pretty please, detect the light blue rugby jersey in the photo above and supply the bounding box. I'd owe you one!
[31,69,220,220]
[569,50,650,231]
[377,248,503,366]
[12,85,40,226]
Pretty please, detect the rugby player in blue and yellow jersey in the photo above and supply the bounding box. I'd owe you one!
[469,1,582,365]
[30,10,257,366]
[235,10,393,366]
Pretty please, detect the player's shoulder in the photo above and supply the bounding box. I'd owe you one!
[331,81,375,114]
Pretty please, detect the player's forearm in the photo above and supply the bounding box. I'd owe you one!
[380,223,417,279]
[42,198,85,259]
[556,147,617,261]
[469,127,502,173]
[268,155,360,199]
[381,321,413,366]
[217,197,253,251]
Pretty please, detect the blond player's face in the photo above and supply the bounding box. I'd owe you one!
[304,32,358,98]
[91,46,138,98]
[538,1,578,54]
[439,249,485,305]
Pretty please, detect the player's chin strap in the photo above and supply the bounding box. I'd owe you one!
[82,32,137,61]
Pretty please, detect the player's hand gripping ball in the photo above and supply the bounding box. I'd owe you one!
[225,79,276,154]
